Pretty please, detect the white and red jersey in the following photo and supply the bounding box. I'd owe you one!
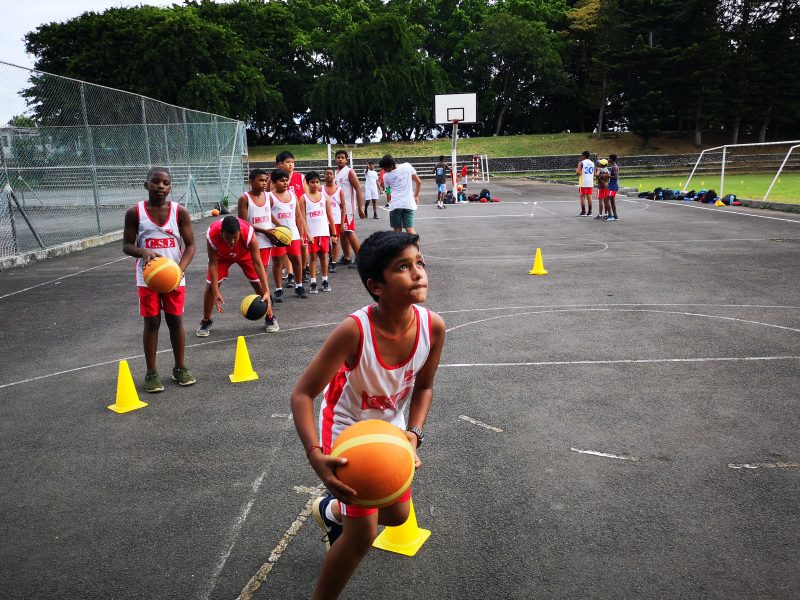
[319,304,433,452]
[579,159,595,188]
[206,217,254,262]
[245,191,274,248]
[270,191,300,240]
[288,171,306,199]
[323,185,343,225]
[335,165,356,216]
[135,200,184,288]
[304,194,330,238]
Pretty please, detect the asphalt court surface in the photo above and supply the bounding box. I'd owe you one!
[1,178,799,599]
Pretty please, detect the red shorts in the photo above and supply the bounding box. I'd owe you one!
[271,239,302,257]
[207,257,259,284]
[598,189,608,199]
[579,187,593,196]
[340,487,412,518]
[331,224,342,237]
[342,214,356,233]
[259,247,272,266]
[308,236,330,254]
[138,285,185,318]
[607,189,617,198]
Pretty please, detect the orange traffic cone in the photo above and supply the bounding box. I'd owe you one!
[107,360,148,413]
[373,499,431,556]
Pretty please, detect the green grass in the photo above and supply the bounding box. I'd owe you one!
[619,173,800,204]
[248,132,709,162]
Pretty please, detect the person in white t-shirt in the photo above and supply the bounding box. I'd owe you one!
[363,161,380,219]
[379,154,422,235]
[575,150,595,216]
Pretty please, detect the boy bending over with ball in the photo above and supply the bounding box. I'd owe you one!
[123,167,196,393]
[291,231,445,600]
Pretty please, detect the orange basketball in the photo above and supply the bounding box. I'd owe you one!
[331,420,415,508]
[211,208,220,216]
[142,256,182,293]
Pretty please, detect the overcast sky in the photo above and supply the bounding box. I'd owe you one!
[0,1,177,70]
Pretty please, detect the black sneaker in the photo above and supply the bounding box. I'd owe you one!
[594,214,604,220]
[196,319,213,337]
[586,211,592,217]
[309,282,318,294]
[274,288,284,303]
[295,285,308,299]
[286,274,296,288]
[312,493,343,550]
[321,280,331,292]
[302,269,311,284]
[373,214,379,219]
[328,262,337,273]
[265,316,280,332]
[577,211,586,217]
[347,260,358,269]
[338,257,352,266]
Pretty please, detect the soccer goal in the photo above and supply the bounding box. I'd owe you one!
[684,140,800,202]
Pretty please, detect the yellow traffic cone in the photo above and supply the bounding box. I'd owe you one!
[107,360,148,413]
[372,499,431,556]
[229,336,259,383]
[528,247,548,276]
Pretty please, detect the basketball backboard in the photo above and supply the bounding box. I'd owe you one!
[435,93,477,124]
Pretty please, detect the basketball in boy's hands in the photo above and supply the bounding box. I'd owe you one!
[240,294,269,320]
[142,256,182,293]
[272,225,292,247]
[331,420,415,507]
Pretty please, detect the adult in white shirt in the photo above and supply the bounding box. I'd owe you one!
[379,154,422,235]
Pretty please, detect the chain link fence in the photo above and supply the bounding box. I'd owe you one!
[0,61,248,259]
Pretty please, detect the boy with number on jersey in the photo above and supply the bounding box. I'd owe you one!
[238,168,280,332]
[123,167,197,392]
[301,171,337,293]
[606,154,620,221]
[291,231,446,600]
[434,155,450,209]
[576,150,595,216]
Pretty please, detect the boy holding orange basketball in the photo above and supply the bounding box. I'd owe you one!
[123,167,197,393]
[291,231,445,600]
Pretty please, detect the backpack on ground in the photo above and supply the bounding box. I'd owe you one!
[479,188,491,200]
[443,190,455,204]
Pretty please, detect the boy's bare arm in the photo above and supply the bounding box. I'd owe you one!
[176,206,196,273]
[237,194,249,220]
[122,206,147,260]
[291,319,361,502]
[412,173,422,205]
[406,311,446,446]
[349,169,366,218]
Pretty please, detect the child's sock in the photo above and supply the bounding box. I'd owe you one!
[325,500,342,525]
[322,277,328,283]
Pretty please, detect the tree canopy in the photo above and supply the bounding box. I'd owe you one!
[23,0,800,145]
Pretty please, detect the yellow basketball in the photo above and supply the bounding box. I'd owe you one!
[272,225,293,247]
[240,294,268,320]
[331,420,415,508]
[142,256,182,293]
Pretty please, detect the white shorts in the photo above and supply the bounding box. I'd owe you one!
[365,189,378,200]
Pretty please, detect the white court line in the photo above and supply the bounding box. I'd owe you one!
[0,256,130,300]
[237,486,323,600]
[626,198,800,223]
[571,448,639,462]
[0,320,340,391]
[728,462,800,470]
[3,304,799,391]
[440,356,800,368]
[201,470,268,600]
[415,213,535,220]
[459,414,504,432]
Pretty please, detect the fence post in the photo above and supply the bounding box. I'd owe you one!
[80,83,102,235]
[720,146,727,197]
[142,97,151,168]
[182,108,196,210]
[213,116,224,203]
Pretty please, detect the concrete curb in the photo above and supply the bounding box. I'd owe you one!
[0,210,216,271]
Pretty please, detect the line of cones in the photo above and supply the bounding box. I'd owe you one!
[108,336,259,414]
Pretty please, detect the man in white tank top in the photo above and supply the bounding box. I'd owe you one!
[123,167,197,393]
[291,231,446,598]
[575,150,595,216]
